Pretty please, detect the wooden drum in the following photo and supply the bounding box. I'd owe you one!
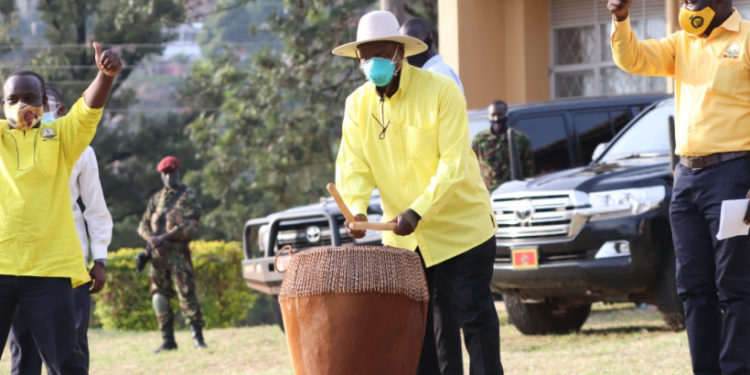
[278,245,429,375]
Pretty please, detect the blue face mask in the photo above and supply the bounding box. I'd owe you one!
[41,112,56,123]
[362,56,397,87]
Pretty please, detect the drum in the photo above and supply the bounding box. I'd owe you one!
[278,245,429,375]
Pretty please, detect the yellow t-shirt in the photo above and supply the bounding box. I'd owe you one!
[611,10,750,156]
[0,97,102,287]
[336,62,496,267]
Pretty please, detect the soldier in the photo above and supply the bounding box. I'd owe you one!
[472,100,535,192]
[137,155,206,352]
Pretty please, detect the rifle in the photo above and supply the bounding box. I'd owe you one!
[134,242,154,276]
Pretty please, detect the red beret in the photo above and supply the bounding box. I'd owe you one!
[157,156,179,172]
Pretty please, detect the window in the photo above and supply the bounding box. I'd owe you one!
[515,115,570,173]
[550,0,667,98]
[575,111,613,164]
[600,100,674,163]
[610,109,630,134]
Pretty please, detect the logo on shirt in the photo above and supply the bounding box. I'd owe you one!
[41,127,56,140]
[723,43,741,60]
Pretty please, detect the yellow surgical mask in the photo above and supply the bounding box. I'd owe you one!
[679,6,715,36]
[4,102,43,131]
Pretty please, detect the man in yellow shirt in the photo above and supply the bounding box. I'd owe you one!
[609,1,750,373]
[333,11,502,375]
[0,43,121,375]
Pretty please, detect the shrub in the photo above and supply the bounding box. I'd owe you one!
[93,240,275,330]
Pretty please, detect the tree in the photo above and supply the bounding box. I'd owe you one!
[30,0,189,104]
[181,0,440,240]
[380,0,405,23]
[182,0,375,238]
[0,0,20,78]
[3,1,198,248]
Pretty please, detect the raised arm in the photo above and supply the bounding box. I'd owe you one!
[83,42,123,109]
[608,0,677,77]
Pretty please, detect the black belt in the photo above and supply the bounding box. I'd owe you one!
[679,151,747,170]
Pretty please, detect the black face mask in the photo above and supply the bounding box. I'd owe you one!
[490,118,508,135]
[161,171,180,189]
[406,38,432,67]
[407,50,430,67]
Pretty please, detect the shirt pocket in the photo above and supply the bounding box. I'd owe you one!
[710,61,744,95]
[36,138,61,176]
[406,123,438,161]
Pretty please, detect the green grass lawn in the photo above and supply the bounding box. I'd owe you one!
[0,303,691,374]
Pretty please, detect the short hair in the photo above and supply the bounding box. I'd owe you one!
[45,85,62,100]
[7,70,46,97]
[491,100,507,108]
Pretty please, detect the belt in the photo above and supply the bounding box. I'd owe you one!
[679,151,747,170]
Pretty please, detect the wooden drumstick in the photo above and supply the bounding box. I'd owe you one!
[349,221,397,231]
[326,183,396,232]
[326,183,356,223]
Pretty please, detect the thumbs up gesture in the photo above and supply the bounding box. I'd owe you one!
[93,42,123,77]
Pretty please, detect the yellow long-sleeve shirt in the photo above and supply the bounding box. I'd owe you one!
[335,62,496,267]
[611,10,750,156]
[0,97,101,287]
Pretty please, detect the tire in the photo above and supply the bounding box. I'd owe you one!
[503,294,591,335]
[272,295,285,332]
[653,248,685,331]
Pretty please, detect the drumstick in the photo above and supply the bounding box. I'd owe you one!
[326,183,396,232]
[349,221,397,231]
[326,183,356,223]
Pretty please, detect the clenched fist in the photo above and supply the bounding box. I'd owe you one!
[607,0,632,22]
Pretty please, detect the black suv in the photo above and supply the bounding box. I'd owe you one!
[471,93,669,175]
[240,94,669,327]
[491,97,683,334]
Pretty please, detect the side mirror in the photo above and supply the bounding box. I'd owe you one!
[591,142,607,161]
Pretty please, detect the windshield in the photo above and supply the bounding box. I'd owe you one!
[599,98,674,163]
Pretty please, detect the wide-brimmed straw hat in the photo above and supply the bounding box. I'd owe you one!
[332,10,427,58]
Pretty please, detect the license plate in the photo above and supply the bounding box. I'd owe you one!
[512,247,539,269]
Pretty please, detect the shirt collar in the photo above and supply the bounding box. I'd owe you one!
[720,9,742,33]
[422,55,442,70]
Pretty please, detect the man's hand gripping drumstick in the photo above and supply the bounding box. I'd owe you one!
[326,183,399,239]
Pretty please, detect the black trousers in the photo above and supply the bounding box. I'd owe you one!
[0,276,87,375]
[670,156,750,375]
[10,283,91,375]
[416,236,503,375]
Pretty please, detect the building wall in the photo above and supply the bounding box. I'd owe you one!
[438,0,550,108]
[440,0,750,107]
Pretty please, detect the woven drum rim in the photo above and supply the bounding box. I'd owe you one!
[278,245,429,302]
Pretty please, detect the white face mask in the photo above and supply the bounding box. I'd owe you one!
[42,96,60,123]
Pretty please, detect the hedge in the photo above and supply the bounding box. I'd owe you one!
[93,240,276,331]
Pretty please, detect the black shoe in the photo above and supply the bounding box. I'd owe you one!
[153,340,178,353]
[191,324,208,349]
[154,324,178,353]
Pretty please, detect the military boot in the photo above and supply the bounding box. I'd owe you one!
[153,324,178,353]
[191,324,208,349]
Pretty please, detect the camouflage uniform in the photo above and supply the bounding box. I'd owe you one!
[137,184,204,330]
[472,128,535,192]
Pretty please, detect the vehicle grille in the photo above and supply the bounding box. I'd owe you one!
[275,216,353,250]
[493,192,585,239]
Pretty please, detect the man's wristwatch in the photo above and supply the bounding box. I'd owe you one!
[94,259,107,267]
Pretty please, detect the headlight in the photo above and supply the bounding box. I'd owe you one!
[258,224,269,253]
[589,186,665,217]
